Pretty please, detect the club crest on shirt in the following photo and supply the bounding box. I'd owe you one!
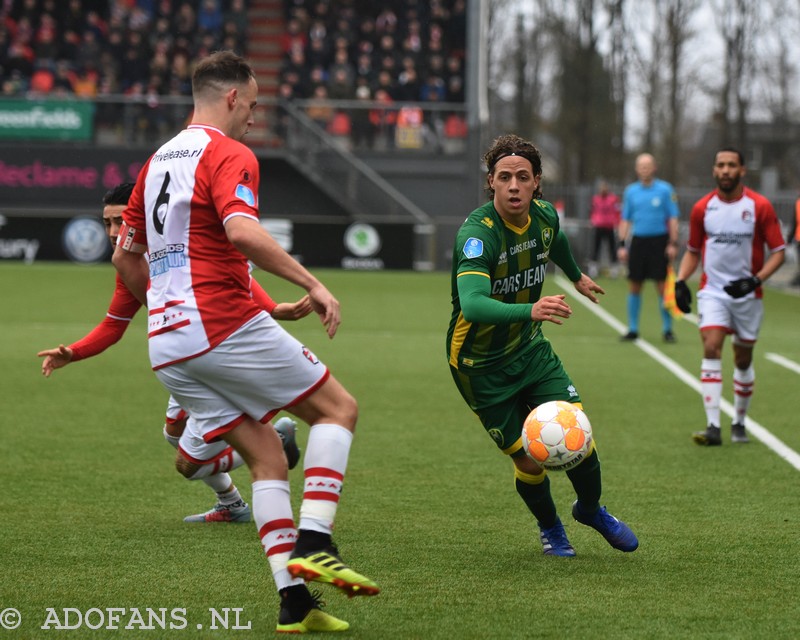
[741,209,754,222]
[541,227,554,249]
[235,184,255,206]
[463,237,484,259]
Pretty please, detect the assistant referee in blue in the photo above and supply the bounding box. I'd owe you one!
[617,153,680,343]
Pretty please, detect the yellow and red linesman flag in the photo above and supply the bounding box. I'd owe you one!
[663,265,684,319]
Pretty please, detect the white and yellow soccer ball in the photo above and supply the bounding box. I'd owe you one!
[522,400,593,471]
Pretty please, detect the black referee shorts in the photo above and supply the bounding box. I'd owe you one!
[627,234,669,281]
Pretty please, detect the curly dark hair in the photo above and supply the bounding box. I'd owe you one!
[483,134,543,199]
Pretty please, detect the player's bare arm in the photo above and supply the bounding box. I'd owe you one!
[271,295,313,321]
[531,294,572,325]
[112,245,149,304]
[572,274,605,304]
[756,248,786,283]
[665,217,679,261]
[37,344,74,377]
[676,250,700,282]
[617,219,630,261]
[225,216,341,337]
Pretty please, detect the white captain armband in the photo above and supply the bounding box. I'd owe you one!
[117,221,148,253]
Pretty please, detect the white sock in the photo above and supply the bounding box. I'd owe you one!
[186,449,245,479]
[253,480,303,591]
[299,424,353,535]
[701,358,723,427]
[202,473,234,504]
[733,366,755,425]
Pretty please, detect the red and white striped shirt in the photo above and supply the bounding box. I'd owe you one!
[121,124,266,369]
[69,271,276,363]
[687,187,785,299]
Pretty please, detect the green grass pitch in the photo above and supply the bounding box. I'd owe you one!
[2,262,799,639]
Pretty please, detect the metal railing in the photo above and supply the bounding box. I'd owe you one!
[0,94,468,154]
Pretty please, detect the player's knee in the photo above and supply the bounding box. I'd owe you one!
[340,391,358,426]
[324,391,358,433]
[175,453,201,479]
[318,382,358,429]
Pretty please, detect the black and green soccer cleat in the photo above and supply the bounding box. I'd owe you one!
[276,587,349,633]
[287,545,380,598]
[693,425,722,446]
[276,606,349,633]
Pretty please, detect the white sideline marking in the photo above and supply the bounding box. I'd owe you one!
[555,275,800,471]
[765,353,800,376]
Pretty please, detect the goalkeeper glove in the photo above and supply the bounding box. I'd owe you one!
[674,280,692,313]
[723,276,761,298]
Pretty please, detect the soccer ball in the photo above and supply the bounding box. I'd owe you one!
[521,401,593,471]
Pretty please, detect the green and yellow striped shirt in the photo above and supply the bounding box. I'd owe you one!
[446,199,580,373]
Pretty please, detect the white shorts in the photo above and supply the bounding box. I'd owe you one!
[165,395,186,424]
[164,395,233,463]
[696,294,763,344]
[179,415,235,463]
[155,313,329,443]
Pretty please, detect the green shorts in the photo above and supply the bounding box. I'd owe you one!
[450,338,581,455]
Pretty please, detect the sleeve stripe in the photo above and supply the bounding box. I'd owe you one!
[222,211,259,224]
[457,271,490,279]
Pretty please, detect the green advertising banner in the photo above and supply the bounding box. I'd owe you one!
[0,100,94,141]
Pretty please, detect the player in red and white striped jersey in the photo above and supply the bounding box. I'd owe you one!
[37,183,312,523]
[675,148,785,445]
[112,51,377,633]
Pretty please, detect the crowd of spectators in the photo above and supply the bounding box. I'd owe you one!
[0,0,468,149]
[1,0,248,97]
[0,0,248,140]
[280,0,465,100]
[277,0,467,150]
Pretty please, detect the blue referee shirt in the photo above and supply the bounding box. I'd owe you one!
[622,179,679,237]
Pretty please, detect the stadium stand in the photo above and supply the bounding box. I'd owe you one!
[1,1,248,99]
[274,0,465,103]
[272,0,466,150]
[0,0,466,149]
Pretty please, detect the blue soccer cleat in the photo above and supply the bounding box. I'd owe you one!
[274,417,301,470]
[538,518,576,557]
[572,501,638,552]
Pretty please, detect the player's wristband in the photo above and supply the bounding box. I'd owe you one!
[118,221,148,253]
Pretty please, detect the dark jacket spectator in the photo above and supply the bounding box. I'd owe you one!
[197,0,222,34]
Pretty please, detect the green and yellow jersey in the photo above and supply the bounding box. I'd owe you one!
[446,199,581,374]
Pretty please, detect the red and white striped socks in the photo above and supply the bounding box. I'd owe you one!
[299,424,353,536]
